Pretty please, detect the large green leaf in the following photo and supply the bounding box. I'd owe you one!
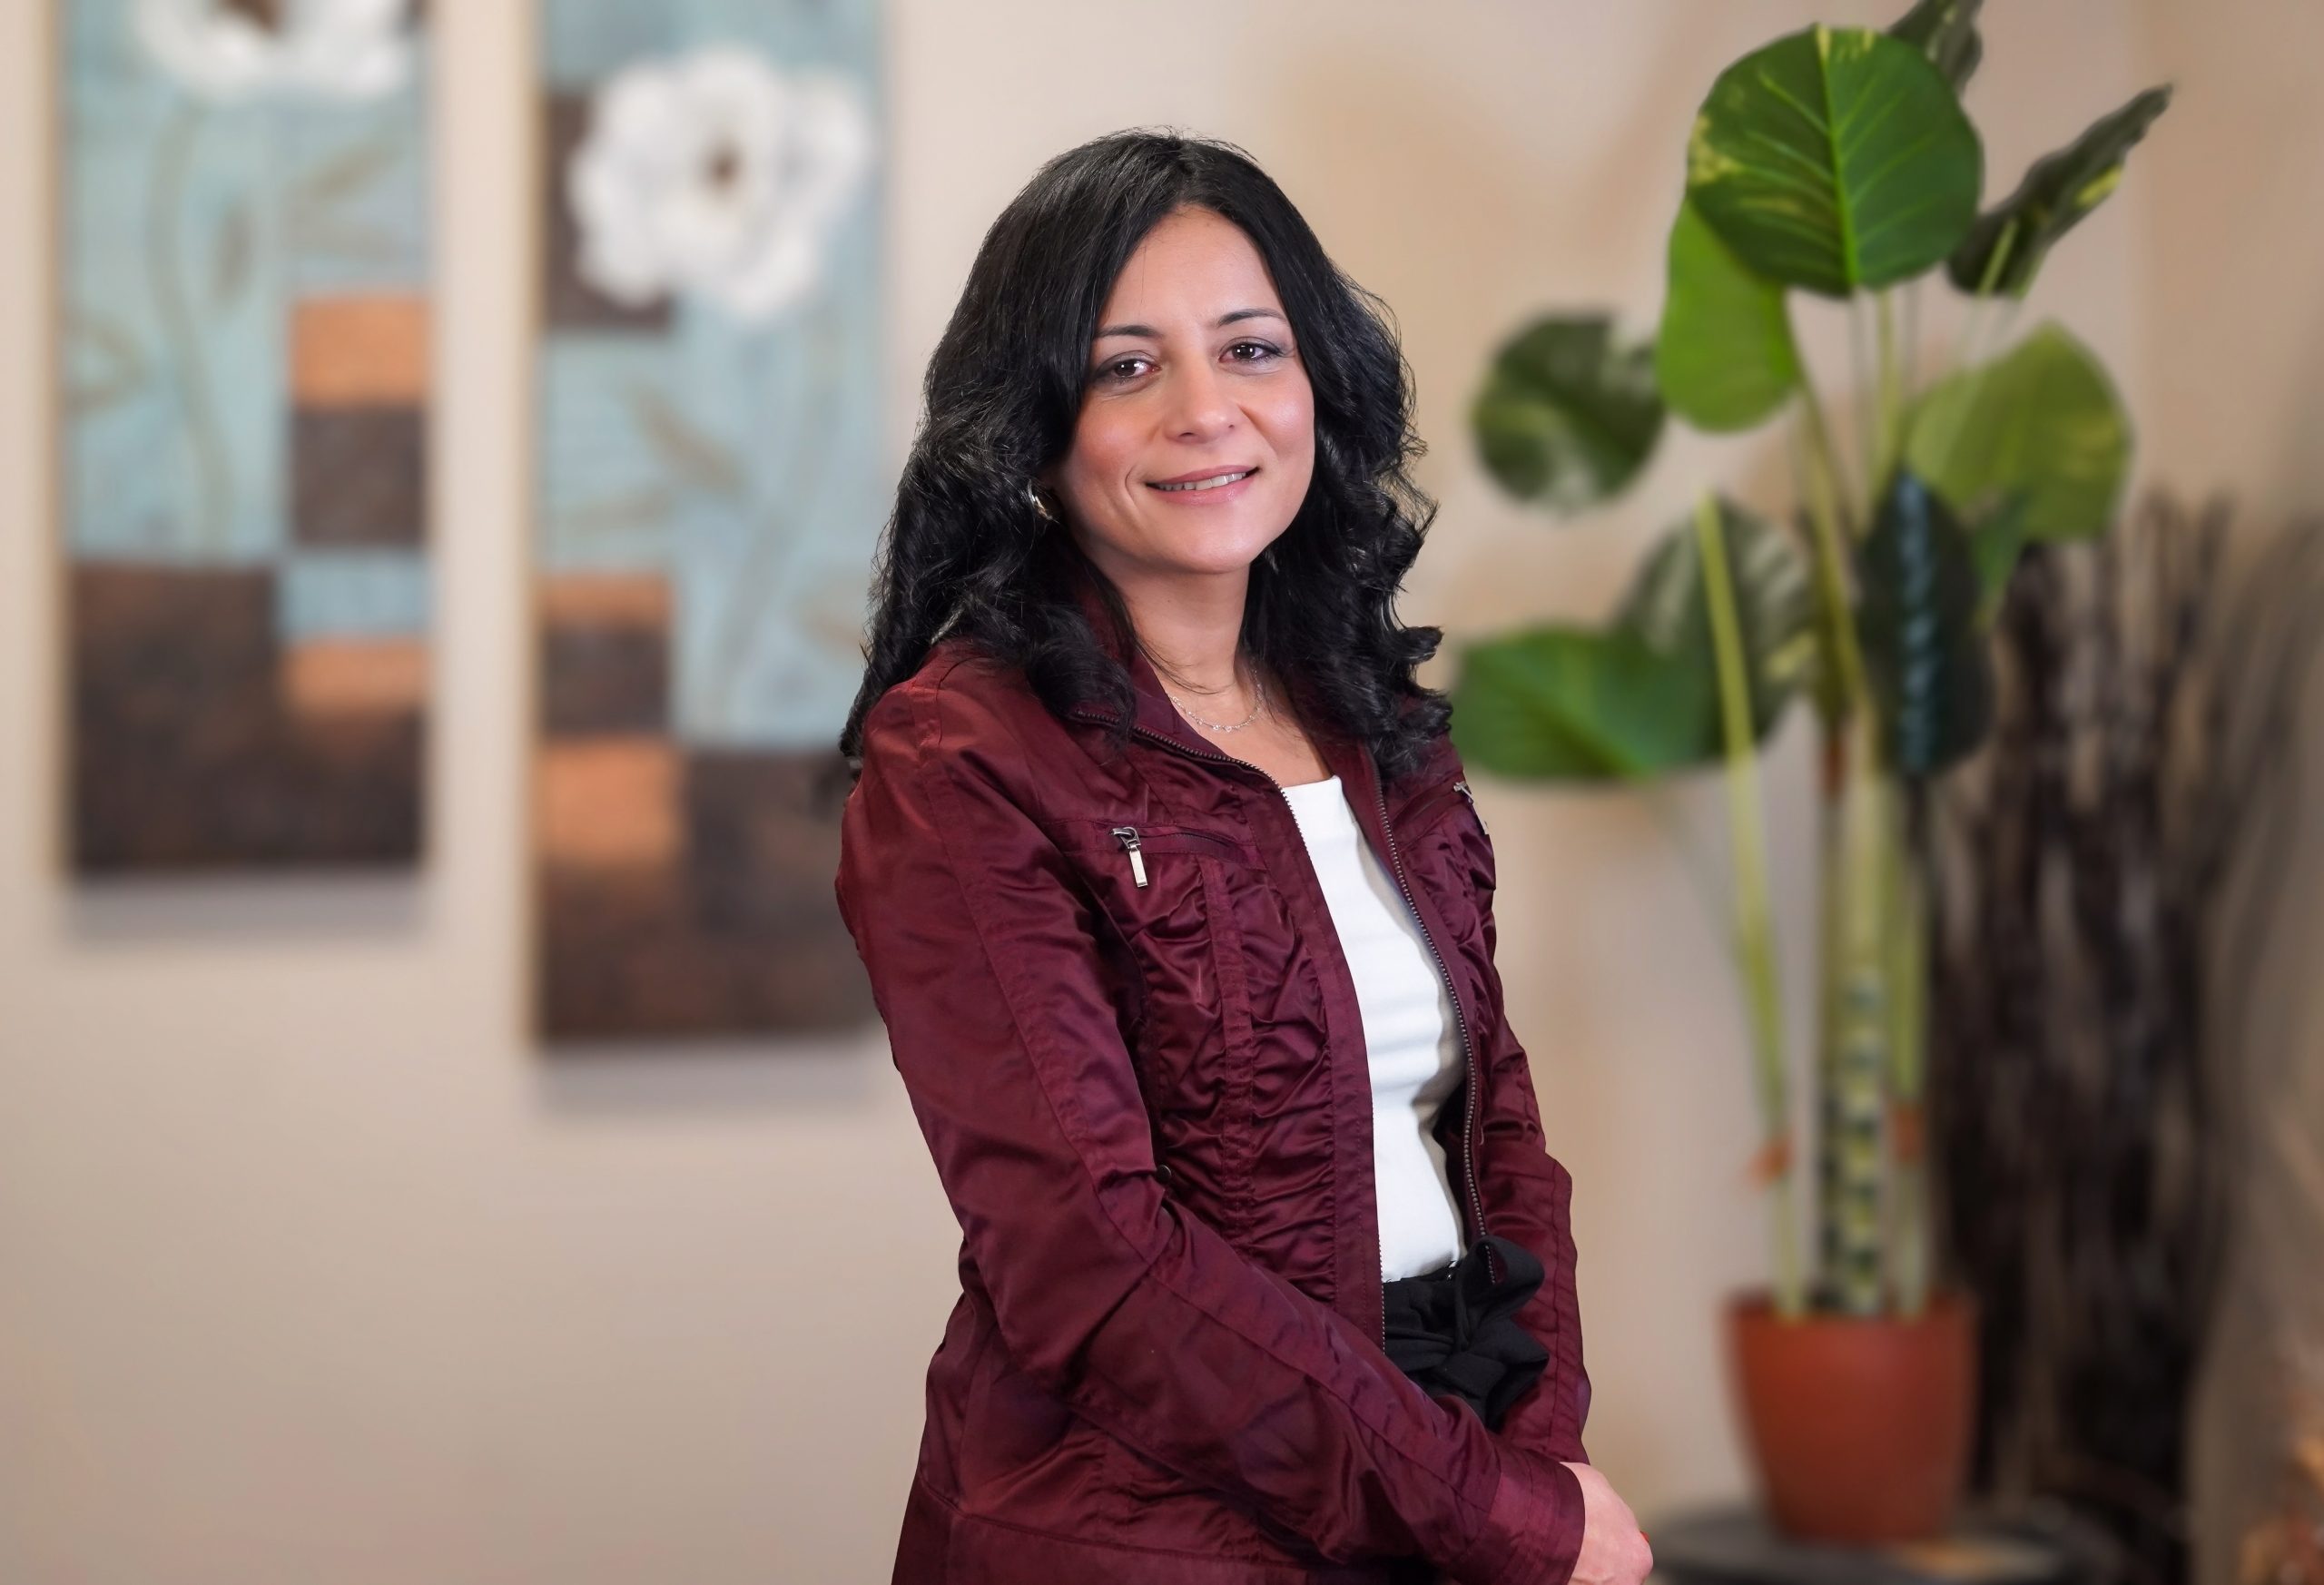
[1471,315,1664,511]
[1903,320,2129,541]
[1966,492,2031,626]
[1686,24,1982,299]
[1615,497,1817,735]
[1447,502,1814,783]
[1655,198,1801,432]
[1856,467,1994,776]
[1946,86,2171,298]
[1448,625,1716,782]
[1886,0,1984,94]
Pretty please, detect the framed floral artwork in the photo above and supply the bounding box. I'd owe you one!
[533,2,884,1041]
[61,0,432,872]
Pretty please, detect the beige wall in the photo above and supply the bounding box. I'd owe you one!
[0,3,2305,1581]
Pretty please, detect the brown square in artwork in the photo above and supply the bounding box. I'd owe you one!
[535,745,873,1042]
[543,93,675,333]
[684,747,852,936]
[291,406,427,547]
[539,573,671,734]
[71,563,422,871]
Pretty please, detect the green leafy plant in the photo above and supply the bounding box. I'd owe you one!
[1453,1,2170,1321]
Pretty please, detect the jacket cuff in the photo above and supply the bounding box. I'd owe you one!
[1441,1441,1587,1585]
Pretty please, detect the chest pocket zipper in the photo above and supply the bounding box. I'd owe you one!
[1101,823,1251,888]
[1112,827,1147,887]
[1394,778,1489,844]
[1454,779,1488,836]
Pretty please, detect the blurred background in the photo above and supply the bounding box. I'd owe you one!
[2,2,2319,1582]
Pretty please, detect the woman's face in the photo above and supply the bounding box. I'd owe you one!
[1046,206,1315,586]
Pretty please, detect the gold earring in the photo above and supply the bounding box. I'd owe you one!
[1027,482,1059,524]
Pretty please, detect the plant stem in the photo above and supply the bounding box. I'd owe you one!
[1813,730,1845,1306]
[1983,297,2025,366]
[1794,379,1870,713]
[1913,222,2026,521]
[1829,710,1896,1315]
[1887,790,1933,1317]
[1902,278,1921,398]
[1792,359,1873,1317]
[1693,492,1804,1319]
[1849,295,1877,511]
[1946,220,2019,380]
[1872,289,1903,496]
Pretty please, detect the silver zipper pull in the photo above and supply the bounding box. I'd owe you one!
[1453,780,1489,836]
[1111,826,1148,887]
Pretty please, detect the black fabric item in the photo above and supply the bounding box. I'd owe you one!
[1379,1233,1550,1432]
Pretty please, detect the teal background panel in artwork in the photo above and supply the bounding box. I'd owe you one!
[665,218,886,747]
[543,10,675,89]
[538,334,685,576]
[279,550,431,642]
[546,0,881,86]
[281,77,433,296]
[65,4,288,565]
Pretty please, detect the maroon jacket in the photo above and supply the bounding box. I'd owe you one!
[834,604,1593,1584]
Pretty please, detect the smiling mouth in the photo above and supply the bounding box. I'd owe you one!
[1148,468,1257,493]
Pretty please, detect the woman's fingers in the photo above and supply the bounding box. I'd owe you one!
[1561,1462,1654,1585]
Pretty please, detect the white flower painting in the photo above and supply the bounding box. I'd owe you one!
[133,0,417,103]
[566,46,876,324]
[65,0,433,873]
[534,2,883,1039]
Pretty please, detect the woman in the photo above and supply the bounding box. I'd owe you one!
[835,130,1650,1585]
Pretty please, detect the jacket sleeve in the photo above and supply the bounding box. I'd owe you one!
[1446,750,1592,1468]
[834,678,1589,1585]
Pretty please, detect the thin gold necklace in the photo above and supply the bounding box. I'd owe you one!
[1164,666,1266,733]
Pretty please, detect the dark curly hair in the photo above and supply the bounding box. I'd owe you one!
[838,127,1452,787]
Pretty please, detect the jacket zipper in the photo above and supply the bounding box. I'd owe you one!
[1111,826,1148,887]
[1373,772,1498,1290]
[1106,824,1247,886]
[1396,778,1486,845]
[1068,706,1497,1342]
[1384,775,1496,1283]
[1454,779,1487,836]
[1447,780,1496,1274]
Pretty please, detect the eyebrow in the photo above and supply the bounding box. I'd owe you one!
[1093,308,1285,340]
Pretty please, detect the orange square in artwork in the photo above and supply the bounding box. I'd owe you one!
[538,737,680,871]
[282,638,428,716]
[292,297,430,406]
[539,573,673,630]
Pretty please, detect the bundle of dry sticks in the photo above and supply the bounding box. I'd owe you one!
[1925,489,2324,1585]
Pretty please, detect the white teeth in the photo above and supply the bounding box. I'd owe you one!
[1151,470,1252,493]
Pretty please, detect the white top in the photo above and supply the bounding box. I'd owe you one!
[1276,775,1467,1280]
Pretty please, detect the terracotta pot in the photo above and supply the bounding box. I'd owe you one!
[1723,1286,1979,1543]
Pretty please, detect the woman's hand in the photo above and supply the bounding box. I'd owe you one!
[1562,1462,1653,1584]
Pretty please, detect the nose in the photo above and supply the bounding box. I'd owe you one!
[1162,355,1237,440]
